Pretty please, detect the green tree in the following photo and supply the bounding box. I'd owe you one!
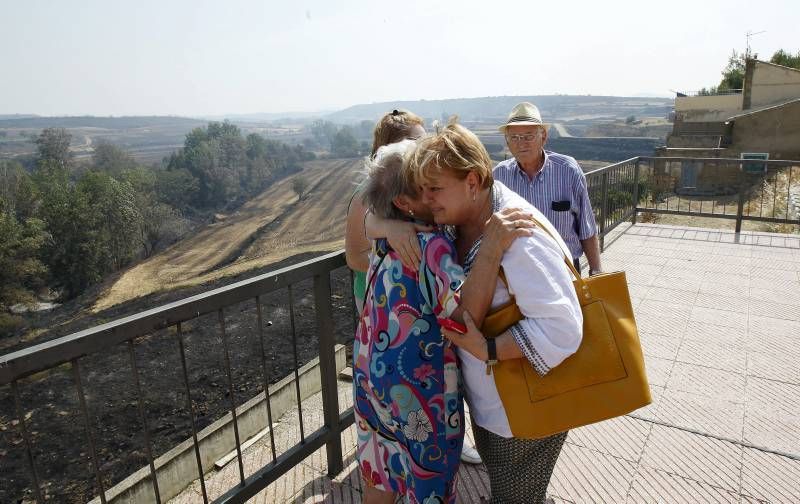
[0,207,48,336]
[0,160,39,220]
[770,49,800,69]
[331,126,359,157]
[92,140,137,174]
[718,50,745,91]
[292,175,310,200]
[35,127,72,169]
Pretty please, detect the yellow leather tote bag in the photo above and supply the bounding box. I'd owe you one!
[481,222,651,439]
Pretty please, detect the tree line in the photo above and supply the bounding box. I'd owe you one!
[0,122,314,336]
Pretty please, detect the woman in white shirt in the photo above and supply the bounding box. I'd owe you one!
[407,121,583,504]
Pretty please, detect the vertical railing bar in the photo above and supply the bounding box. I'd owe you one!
[255,296,278,463]
[314,271,345,477]
[772,170,778,218]
[71,359,107,504]
[126,340,162,504]
[631,159,641,224]
[287,284,306,442]
[11,381,44,504]
[217,309,246,485]
[787,167,793,220]
[176,322,209,504]
[759,176,765,218]
[599,171,608,252]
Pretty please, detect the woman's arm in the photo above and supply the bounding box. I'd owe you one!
[344,196,371,272]
[449,208,537,328]
[364,212,433,269]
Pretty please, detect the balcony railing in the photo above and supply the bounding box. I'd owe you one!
[1,156,799,503]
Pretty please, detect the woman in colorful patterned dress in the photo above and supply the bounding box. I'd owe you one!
[354,141,532,504]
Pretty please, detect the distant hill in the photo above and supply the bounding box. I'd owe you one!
[326,95,674,123]
[0,114,40,120]
[0,115,205,129]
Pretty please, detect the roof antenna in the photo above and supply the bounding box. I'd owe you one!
[745,30,766,59]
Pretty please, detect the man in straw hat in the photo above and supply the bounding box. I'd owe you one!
[493,102,602,275]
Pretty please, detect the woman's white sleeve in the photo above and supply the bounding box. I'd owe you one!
[502,235,583,375]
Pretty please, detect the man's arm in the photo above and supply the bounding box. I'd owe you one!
[581,234,602,274]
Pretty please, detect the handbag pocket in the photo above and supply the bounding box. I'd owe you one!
[522,299,627,403]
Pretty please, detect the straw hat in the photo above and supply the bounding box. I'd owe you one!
[498,102,550,132]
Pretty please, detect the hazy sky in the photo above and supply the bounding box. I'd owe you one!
[1,0,797,117]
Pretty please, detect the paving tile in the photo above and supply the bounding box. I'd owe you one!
[676,338,746,373]
[636,299,693,320]
[640,425,742,492]
[667,362,745,403]
[567,416,651,463]
[683,321,748,347]
[650,275,703,292]
[627,465,741,503]
[749,276,800,293]
[749,286,800,306]
[699,281,750,297]
[644,356,674,388]
[747,352,800,384]
[639,332,681,360]
[690,306,748,329]
[740,448,800,503]
[637,313,689,337]
[702,272,752,287]
[745,377,800,418]
[748,299,800,321]
[656,388,745,440]
[743,411,800,456]
[748,315,800,336]
[644,286,698,306]
[548,443,637,504]
[694,292,750,314]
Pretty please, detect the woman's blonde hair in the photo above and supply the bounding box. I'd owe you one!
[407,119,493,188]
[371,109,424,157]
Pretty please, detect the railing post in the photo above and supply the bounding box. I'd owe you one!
[600,170,609,252]
[735,168,746,236]
[313,272,343,476]
[631,158,641,225]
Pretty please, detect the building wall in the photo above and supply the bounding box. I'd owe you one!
[728,100,800,160]
[749,61,800,109]
[674,94,742,122]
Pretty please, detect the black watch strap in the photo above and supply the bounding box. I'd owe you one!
[485,338,498,375]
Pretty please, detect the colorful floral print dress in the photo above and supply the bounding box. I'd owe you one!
[354,232,466,503]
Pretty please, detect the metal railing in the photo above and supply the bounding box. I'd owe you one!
[676,88,743,97]
[0,251,354,504]
[1,156,798,504]
[585,156,800,250]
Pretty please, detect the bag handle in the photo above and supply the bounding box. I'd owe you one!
[525,216,592,298]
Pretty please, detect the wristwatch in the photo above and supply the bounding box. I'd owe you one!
[485,338,499,375]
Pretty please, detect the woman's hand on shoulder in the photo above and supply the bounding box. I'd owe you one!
[483,207,536,252]
[385,220,433,270]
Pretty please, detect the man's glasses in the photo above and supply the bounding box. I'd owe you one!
[507,132,541,143]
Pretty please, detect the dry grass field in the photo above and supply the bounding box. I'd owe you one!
[93,158,363,311]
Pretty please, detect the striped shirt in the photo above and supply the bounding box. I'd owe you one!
[493,151,598,259]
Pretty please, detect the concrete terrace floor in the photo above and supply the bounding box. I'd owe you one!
[171,223,800,503]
